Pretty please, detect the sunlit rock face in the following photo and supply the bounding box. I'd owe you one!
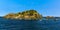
[4,13,16,19]
[24,15,31,20]
[15,15,23,19]
[4,10,42,20]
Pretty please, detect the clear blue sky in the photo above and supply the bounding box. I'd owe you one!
[0,0,60,17]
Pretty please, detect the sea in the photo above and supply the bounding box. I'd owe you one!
[0,17,60,30]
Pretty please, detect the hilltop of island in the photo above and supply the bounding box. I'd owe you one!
[4,10,42,20]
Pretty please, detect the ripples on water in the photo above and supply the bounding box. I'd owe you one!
[0,17,60,30]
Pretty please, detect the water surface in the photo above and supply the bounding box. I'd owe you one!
[0,17,60,30]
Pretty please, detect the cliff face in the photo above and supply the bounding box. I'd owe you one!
[4,10,42,20]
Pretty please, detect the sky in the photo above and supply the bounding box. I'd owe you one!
[0,0,60,17]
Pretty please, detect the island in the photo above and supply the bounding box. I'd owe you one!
[4,10,42,20]
[46,16,54,19]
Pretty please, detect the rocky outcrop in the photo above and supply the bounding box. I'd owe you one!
[4,10,42,20]
[46,16,54,20]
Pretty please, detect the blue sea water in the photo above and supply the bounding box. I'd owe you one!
[0,17,60,30]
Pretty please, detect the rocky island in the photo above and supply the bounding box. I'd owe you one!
[4,10,42,20]
[46,16,54,20]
